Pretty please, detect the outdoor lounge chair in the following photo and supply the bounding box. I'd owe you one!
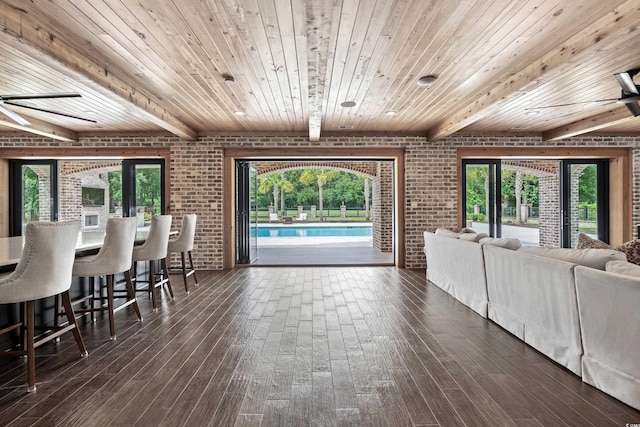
[269,213,278,222]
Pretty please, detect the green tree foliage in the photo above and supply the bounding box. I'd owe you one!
[578,165,597,204]
[108,171,122,213]
[136,167,161,215]
[465,166,487,209]
[23,167,39,222]
[300,169,339,220]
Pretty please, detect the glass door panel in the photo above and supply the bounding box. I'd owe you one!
[462,160,501,237]
[500,167,540,246]
[9,160,58,236]
[122,160,165,232]
[561,160,608,248]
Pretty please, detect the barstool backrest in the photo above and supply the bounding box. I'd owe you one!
[0,221,80,303]
[132,215,172,261]
[72,217,138,277]
[168,214,197,253]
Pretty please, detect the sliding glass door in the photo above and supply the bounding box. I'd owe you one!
[462,160,501,237]
[122,160,166,231]
[9,160,58,236]
[235,161,258,264]
[560,160,609,247]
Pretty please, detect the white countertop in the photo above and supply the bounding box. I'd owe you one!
[0,230,151,268]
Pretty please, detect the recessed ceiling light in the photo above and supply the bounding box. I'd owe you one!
[340,101,356,108]
[222,74,236,84]
[417,75,437,86]
[525,110,540,115]
[84,110,96,115]
[385,110,397,116]
[234,110,246,116]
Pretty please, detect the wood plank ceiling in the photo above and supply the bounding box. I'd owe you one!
[0,0,639,142]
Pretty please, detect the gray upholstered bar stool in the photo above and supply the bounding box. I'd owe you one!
[167,214,198,294]
[0,221,87,392]
[72,217,141,340]
[132,214,173,311]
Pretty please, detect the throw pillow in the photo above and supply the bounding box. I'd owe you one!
[576,232,640,265]
[614,239,640,265]
[576,233,611,250]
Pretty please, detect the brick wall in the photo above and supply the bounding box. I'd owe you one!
[2,133,639,269]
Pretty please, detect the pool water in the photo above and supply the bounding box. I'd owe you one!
[252,225,372,237]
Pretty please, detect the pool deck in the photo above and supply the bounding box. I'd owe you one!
[252,222,393,265]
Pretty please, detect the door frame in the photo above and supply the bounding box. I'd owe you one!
[457,147,632,245]
[223,147,405,269]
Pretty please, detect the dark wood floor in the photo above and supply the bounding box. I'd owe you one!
[0,267,638,426]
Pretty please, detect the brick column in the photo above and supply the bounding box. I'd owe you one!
[372,162,393,252]
[538,174,560,247]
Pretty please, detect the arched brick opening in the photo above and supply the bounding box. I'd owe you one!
[251,160,393,254]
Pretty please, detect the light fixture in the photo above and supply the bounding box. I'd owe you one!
[234,110,246,116]
[417,75,437,86]
[340,101,356,108]
[385,110,397,116]
[222,74,236,84]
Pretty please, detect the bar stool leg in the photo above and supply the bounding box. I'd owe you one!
[124,270,142,321]
[161,259,174,300]
[188,251,199,287]
[149,261,158,312]
[26,300,36,392]
[180,252,189,293]
[106,275,116,340]
[61,291,88,357]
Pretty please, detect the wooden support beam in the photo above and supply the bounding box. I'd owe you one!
[306,0,334,142]
[0,116,78,142]
[0,3,198,140]
[426,0,640,141]
[542,107,634,141]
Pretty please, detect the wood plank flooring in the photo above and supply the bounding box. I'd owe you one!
[0,267,638,426]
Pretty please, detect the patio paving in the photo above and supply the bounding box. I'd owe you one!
[253,234,394,266]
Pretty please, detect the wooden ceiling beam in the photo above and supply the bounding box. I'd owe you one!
[0,3,198,140]
[0,115,78,142]
[426,0,640,141]
[542,107,634,141]
[306,0,334,142]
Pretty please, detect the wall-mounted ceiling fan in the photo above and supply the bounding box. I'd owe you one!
[526,69,640,117]
[0,93,97,126]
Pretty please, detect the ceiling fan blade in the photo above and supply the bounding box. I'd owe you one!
[0,93,82,101]
[0,103,31,126]
[623,101,640,117]
[4,101,97,123]
[614,70,639,95]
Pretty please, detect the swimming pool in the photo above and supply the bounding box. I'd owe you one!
[252,225,372,237]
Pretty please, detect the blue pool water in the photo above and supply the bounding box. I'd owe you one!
[252,225,372,237]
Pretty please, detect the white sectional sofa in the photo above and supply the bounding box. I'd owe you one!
[575,263,640,410]
[423,230,489,317]
[423,229,639,409]
[483,244,624,376]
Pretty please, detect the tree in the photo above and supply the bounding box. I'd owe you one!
[276,175,294,216]
[299,168,338,220]
[258,174,281,214]
[578,165,597,205]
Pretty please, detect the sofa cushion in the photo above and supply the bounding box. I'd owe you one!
[458,232,489,242]
[605,260,640,278]
[518,246,626,270]
[435,228,460,238]
[479,237,522,250]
